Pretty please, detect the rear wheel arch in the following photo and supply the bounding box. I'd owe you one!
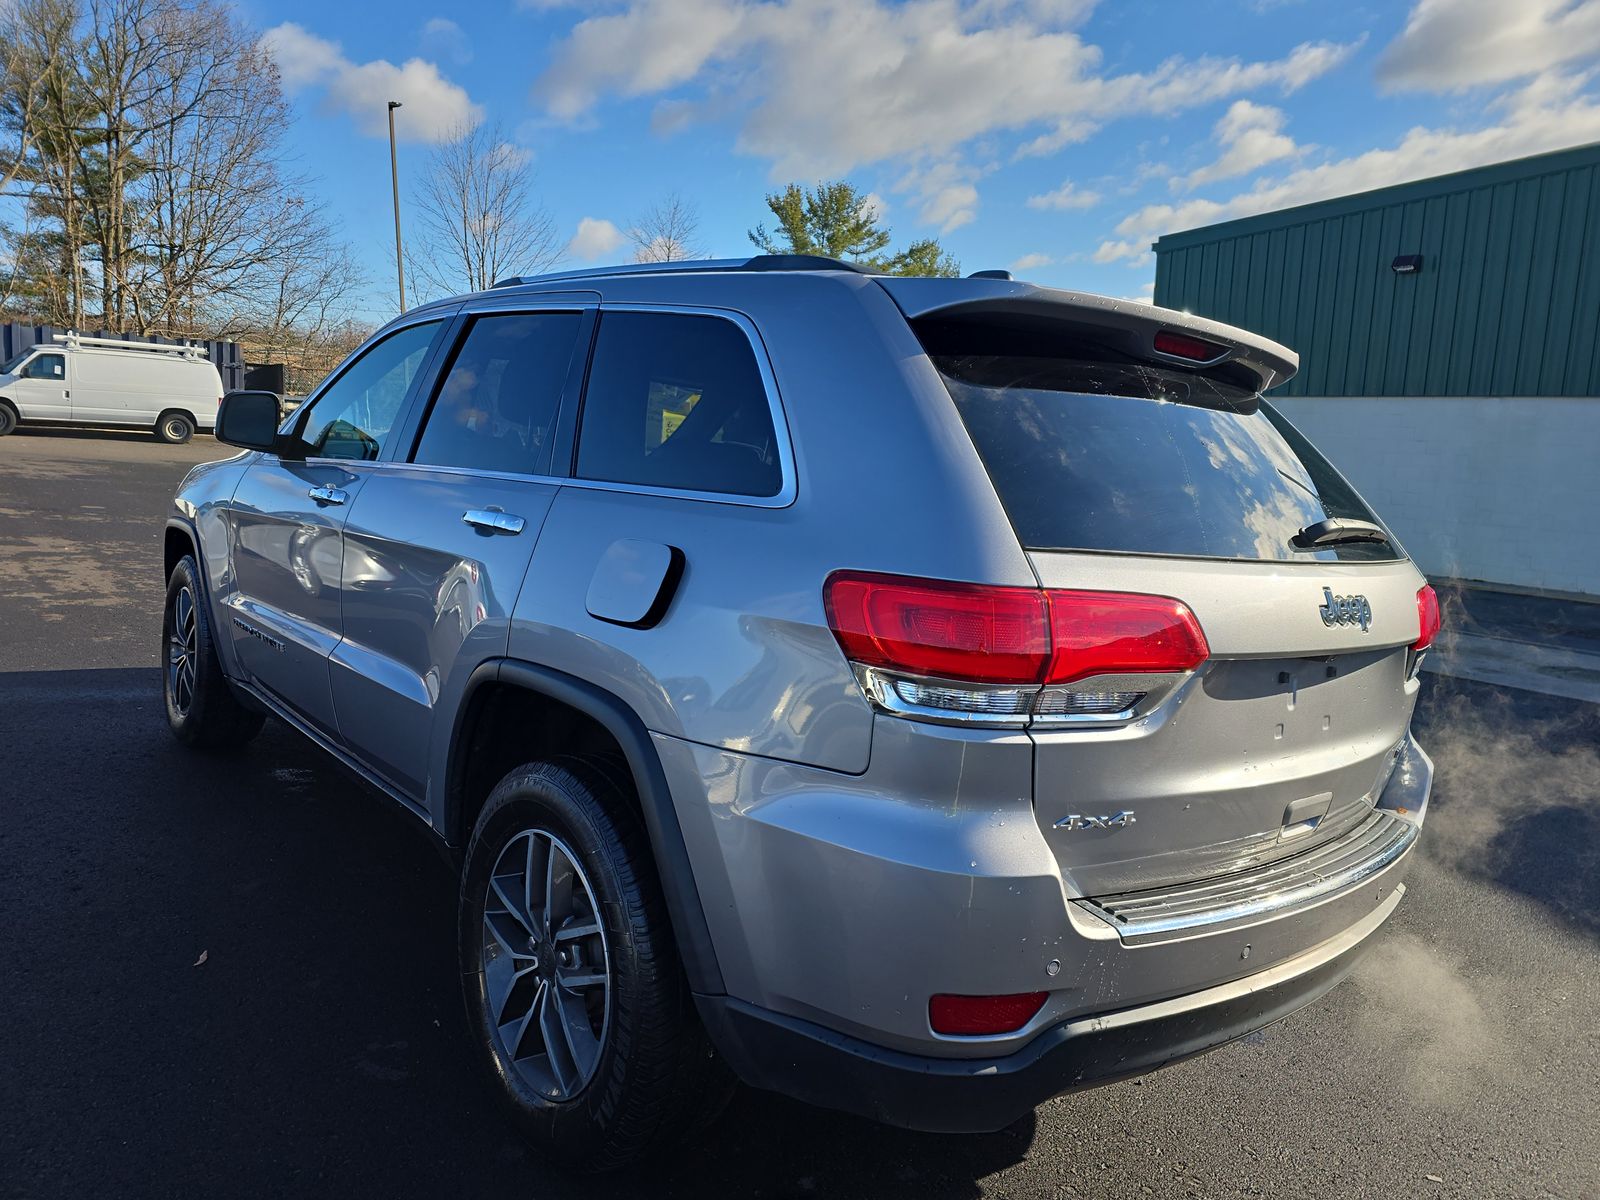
[447,659,724,995]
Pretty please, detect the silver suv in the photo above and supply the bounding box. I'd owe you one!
[162,256,1437,1168]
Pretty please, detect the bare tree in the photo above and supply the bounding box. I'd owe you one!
[212,236,369,393]
[409,123,561,298]
[628,194,704,262]
[0,0,365,346]
[131,30,357,336]
[74,0,243,328]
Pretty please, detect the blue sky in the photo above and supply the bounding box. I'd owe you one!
[244,0,1600,321]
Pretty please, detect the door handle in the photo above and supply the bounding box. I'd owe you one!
[463,509,525,535]
[308,485,349,506]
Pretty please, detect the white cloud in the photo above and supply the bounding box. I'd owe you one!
[1026,180,1101,210]
[1009,252,1054,271]
[262,23,482,142]
[1093,238,1147,264]
[1095,73,1600,261]
[532,1,1357,228]
[421,17,473,66]
[896,160,982,231]
[567,217,625,260]
[262,22,344,91]
[1379,0,1600,93]
[1175,100,1303,190]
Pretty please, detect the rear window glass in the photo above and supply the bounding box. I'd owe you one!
[575,312,783,498]
[930,345,1398,563]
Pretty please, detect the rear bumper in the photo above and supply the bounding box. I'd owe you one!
[698,882,1402,1133]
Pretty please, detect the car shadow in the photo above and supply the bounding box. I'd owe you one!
[13,424,213,443]
[0,667,1031,1198]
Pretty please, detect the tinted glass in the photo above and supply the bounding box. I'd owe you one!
[576,312,782,497]
[24,353,63,380]
[413,312,580,474]
[300,321,440,461]
[936,352,1398,563]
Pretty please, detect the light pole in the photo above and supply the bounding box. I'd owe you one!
[387,100,406,313]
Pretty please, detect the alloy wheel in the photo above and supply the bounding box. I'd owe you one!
[481,828,611,1101]
[166,585,197,715]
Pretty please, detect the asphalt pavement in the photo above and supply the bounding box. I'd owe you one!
[2,428,1597,1200]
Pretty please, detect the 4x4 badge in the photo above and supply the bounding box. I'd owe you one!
[1055,811,1136,831]
[1318,587,1372,632]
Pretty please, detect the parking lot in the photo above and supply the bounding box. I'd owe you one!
[1,429,1596,1200]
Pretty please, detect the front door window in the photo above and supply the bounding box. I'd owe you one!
[295,322,442,461]
[22,354,64,381]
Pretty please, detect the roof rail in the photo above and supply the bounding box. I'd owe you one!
[491,254,870,290]
[51,331,208,360]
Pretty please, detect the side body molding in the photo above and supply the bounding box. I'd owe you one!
[446,657,725,996]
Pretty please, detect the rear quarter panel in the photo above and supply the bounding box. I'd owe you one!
[508,271,1037,774]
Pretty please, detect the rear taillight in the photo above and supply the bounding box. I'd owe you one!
[929,991,1047,1036]
[1046,590,1209,684]
[824,571,1209,726]
[1414,584,1441,651]
[824,573,1050,685]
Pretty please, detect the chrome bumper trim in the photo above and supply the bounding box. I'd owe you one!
[1079,808,1417,945]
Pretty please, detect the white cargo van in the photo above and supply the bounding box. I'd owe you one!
[0,332,224,443]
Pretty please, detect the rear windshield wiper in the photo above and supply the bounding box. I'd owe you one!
[1291,517,1391,550]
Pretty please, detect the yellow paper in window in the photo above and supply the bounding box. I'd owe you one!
[660,392,700,442]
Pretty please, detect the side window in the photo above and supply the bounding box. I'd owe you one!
[575,312,782,498]
[24,353,64,380]
[299,321,441,461]
[411,311,581,474]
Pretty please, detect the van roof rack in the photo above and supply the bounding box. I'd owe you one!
[491,254,871,290]
[51,331,209,360]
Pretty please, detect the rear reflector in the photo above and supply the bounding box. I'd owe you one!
[929,991,1048,1036]
[1415,584,1441,651]
[1153,329,1225,362]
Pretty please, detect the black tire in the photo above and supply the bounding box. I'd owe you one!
[162,555,265,749]
[0,401,16,436]
[460,759,730,1170]
[156,411,195,444]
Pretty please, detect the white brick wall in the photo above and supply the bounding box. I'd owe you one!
[1272,396,1600,597]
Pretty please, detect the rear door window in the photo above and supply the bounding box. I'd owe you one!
[928,333,1398,563]
[412,312,581,475]
[575,311,782,498]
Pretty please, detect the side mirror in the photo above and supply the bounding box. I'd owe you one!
[216,390,283,452]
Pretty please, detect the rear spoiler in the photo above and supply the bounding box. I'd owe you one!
[875,277,1298,393]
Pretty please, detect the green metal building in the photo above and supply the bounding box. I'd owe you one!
[1152,142,1600,397]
